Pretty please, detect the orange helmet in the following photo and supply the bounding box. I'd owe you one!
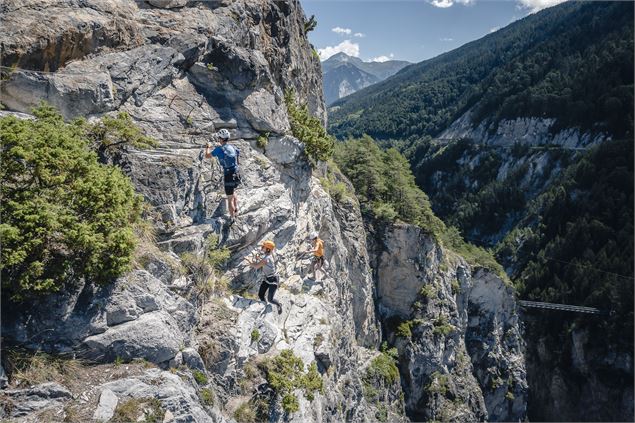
[261,240,275,251]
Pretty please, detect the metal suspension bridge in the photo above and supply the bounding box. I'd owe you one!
[518,300,607,315]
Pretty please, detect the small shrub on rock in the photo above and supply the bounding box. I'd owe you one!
[200,388,215,406]
[256,132,269,150]
[193,370,208,385]
[284,89,334,163]
[396,320,413,338]
[111,398,164,423]
[262,350,324,414]
[233,401,256,423]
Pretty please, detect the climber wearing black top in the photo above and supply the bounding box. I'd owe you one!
[249,240,283,314]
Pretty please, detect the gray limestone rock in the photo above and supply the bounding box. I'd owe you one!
[148,0,189,8]
[0,364,7,389]
[83,312,185,363]
[4,382,72,418]
[93,388,119,422]
[101,368,227,422]
[181,348,206,373]
[372,223,527,422]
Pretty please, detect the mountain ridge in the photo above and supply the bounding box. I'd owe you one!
[329,1,634,140]
[321,52,410,105]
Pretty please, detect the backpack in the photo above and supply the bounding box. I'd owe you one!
[219,144,238,171]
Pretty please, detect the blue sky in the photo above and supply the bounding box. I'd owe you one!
[301,0,566,63]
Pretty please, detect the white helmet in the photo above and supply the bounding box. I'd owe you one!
[217,128,230,140]
[309,231,318,240]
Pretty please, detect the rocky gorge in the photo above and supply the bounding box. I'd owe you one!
[1,1,527,422]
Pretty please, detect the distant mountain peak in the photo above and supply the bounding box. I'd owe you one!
[321,53,411,105]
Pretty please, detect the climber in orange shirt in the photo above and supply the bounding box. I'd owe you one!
[308,231,325,282]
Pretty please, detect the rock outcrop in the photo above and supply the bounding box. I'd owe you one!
[370,223,527,422]
[0,1,394,421]
[441,108,609,149]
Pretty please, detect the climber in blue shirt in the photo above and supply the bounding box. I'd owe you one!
[205,129,241,223]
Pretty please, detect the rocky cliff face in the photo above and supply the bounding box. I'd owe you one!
[368,223,527,422]
[0,1,525,422]
[412,105,632,422]
[0,1,391,421]
[413,108,612,248]
[440,108,609,149]
[524,317,634,422]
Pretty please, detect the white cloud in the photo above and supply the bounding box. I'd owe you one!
[354,32,365,38]
[517,0,567,12]
[370,53,394,63]
[332,27,352,35]
[428,0,473,7]
[429,0,454,8]
[489,26,500,33]
[318,40,360,61]
[440,37,454,42]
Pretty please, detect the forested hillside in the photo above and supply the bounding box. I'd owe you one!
[328,1,634,421]
[329,1,634,140]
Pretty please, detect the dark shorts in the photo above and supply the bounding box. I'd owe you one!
[312,256,324,266]
[264,275,279,286]
[223,169,241,196]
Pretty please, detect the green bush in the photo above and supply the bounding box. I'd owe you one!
[284,89,334,163]
[200,388,214,406]
[320,177,349,203]
[256,132,269,150]
[193,370,208,385]
[333,136,445,235]
[365,353,399,386]
[426,371,450,396]
[419,284,437,298]
[250,329,260,343]
[83,110,157,151]
[180,234,230,298]
[396,321,413,338]
[376,404,388,422]
[304,15,317,34]
[362,347,400,402]
[319,161,352,203]
[0,104,145,299]
[233,401,256,423]
[373,203,398,222]
[282,394,299,413]
[380,341,399,360]
[451,279,461,295]
[433,316,455,336]
[262,350,324,414]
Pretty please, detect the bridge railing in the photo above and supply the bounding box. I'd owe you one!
[518,300,606,315]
